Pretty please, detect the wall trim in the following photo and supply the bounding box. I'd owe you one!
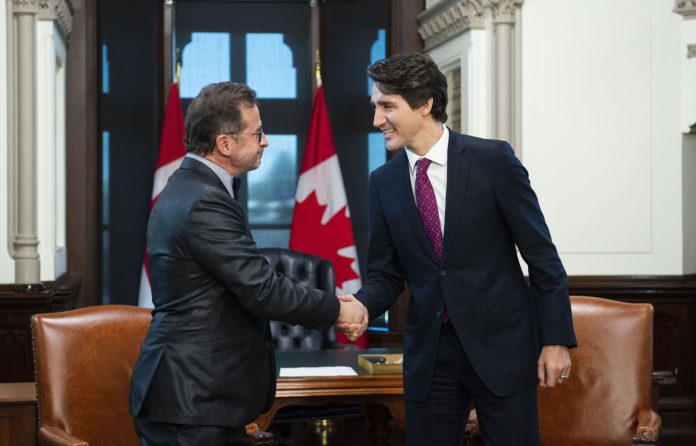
[674,0,696,19]
[417,0,485,50]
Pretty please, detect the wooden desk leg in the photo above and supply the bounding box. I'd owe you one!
[364,402,391,446]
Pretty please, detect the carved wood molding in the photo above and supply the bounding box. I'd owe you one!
[674,0,696,18]
[11,0,39,14]
[487,0,524,24]
[38,0,73,38]
[10,0,73,36]
[417,0,486,50]
[567,274,696,300]
[0,274,80,304]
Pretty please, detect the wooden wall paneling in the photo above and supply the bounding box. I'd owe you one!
[0,276,78,382]
[66,0,100,308]
[390,0,424,54]
[0,383,37,446]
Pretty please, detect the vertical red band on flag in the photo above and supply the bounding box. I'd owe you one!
[138,83,187,308]
[298,87,338,173]
[290,86,368,348]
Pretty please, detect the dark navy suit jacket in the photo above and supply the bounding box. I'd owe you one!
[129,157,339,426]
[355,130,577,400]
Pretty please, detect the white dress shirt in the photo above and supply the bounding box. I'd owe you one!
[405,126,448,234]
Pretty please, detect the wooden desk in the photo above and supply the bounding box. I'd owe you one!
[257,349,404,446]
[0,382,37,446]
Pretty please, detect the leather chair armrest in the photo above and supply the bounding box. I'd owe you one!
[633,409,662,444]
[38,426,88,446]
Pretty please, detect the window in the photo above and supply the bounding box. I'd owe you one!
[180,33,231,99]
[176,0,311,249]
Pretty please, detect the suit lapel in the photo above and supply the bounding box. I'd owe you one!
[392,151,439,264]
[442,132,471,265]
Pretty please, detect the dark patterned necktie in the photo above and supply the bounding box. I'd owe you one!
[415,158,450,324]
[232,177,241,201]
[415,159,443,259]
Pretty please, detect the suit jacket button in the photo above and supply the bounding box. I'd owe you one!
[440,270,446,276]
[436,311,442,318]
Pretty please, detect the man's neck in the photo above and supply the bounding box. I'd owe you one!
[205,152,240,177]
[407,121,445,157]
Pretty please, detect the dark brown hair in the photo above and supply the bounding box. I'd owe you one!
[367,52,448,123]
[184,82,257,155]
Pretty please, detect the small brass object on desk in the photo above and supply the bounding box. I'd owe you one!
[357,354,403,375]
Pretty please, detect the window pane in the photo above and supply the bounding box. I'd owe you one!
[102,131,110,225]
[246,33,297,99]
[180,32,231,98]
[101,44,109,94]
[367,29,386,95]
[368,132,386,176]
[247,134,297,225]
[251,229,290,249]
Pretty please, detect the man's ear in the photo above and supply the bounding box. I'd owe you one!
[215,134,232,156]
[420,97,434,116]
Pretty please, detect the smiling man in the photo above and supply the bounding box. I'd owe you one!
[130,82,367,446]
[346,53,577,445]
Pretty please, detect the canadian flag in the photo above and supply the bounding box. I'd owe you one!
[138,82,187,308]
[290,86,368,348]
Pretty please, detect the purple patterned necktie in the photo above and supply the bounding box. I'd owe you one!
[415,159,450,324]
[415,158,443,259]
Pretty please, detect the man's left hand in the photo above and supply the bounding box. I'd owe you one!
[537,345,571,388]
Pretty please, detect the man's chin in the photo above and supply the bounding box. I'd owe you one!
[386,142,403,152]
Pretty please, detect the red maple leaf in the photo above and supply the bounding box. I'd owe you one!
[290,191,360,289]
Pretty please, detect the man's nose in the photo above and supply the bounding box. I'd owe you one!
[373,109,385,128]
[260,132,269,147]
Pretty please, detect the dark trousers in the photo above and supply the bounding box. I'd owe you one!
[405,323,540,446]
[134,417,251,446]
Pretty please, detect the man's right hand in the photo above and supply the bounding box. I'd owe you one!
[336,295,368,341]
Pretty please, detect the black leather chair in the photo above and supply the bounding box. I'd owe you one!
[260,248,363,444]
[261,248,339,351]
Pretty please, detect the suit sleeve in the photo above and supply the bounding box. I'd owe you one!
[494,142,577,347]
[186,190,339,329]
[354,171,405,321]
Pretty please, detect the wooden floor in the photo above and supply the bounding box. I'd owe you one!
[275,419,696,446]
[272,418,405,446]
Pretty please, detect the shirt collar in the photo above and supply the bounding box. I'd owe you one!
[186,152,235,197]
[405,126,449,174]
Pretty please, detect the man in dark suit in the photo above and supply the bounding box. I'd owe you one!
[130,82,367,446]
[345,53,577,445]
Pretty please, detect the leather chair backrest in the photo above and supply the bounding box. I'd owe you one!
[538,296,654,445]
[261,248,336,350]
[32,305,152,446]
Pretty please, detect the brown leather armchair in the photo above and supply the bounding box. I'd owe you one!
[466,295,661,445]
[31,305,272,446]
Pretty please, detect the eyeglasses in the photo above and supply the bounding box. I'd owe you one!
[227,128,264,143]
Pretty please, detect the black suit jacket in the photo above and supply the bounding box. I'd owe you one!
[129,157,339,427]
[355,131,577,400]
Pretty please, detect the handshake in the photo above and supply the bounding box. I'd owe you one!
[335,295,369,341]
